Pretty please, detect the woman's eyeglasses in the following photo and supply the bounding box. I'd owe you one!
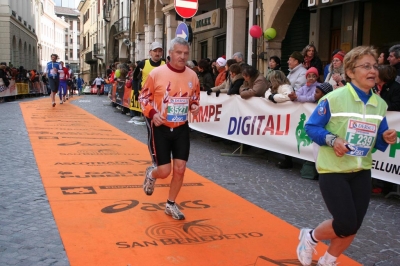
[354,64,378,71]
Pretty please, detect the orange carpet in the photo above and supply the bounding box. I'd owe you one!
[20,98,361,266]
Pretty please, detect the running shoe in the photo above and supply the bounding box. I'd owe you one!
[165,203,185,220]
[132,116,145,121]
[143,165,156,196]
[317,258,338,266]
[297,228,317,266]
[60,100,63,104]
[52,102,56,107]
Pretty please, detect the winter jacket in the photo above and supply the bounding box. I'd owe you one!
[287,64,307,90]
[227,73,244,95]
[265,84,293,103]
[214,67,226,87]
[295,82,320,103]
[239,73,268,99]
[379,80,400,111]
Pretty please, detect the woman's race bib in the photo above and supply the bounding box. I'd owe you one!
[345,119,378,157]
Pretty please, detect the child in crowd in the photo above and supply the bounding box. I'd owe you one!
[314,82,333,102]
[265,70,293,103]
[288,67,320,102]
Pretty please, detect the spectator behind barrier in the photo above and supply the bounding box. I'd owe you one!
[239,65,268,99]
[214,57,227,86]
[208,59,236,96]
[265,70,293,103]
[325,51,346,89]
[227,64,244,95]
[302,44,323,78]
[375,64,400,111]
[287,51,307,90]
[265,55,281,82]
[388,44,400,83]
[288,67,320,103]
[314,82,333,102]
[197,59,214,92]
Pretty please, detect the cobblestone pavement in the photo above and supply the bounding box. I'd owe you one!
[1,95,399,266]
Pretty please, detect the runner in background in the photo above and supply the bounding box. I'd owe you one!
[76,75,84,96]
[58,61,69,104]
[92,75,104,96]
[139,37,200,220]
[297,46,397,266]
[66,64,73,98]
[132,41,166,121]
[43,54,61,107]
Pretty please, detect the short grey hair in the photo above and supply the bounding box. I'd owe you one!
[233,52,244,60]
[169,37,190,52]
[389,44,400,58]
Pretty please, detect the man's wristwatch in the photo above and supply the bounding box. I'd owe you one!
[325,133,338,147]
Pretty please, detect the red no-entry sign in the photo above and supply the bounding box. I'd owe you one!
[174,0,198,19]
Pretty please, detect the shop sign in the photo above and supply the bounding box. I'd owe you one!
[191,9,220,33]
[308,0,332,7]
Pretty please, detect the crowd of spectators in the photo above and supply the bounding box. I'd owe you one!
[100,43,399,192]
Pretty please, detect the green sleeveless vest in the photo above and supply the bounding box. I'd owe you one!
[316,83,388,174]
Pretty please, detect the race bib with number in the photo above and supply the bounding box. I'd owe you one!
[345,119,377,157]
[166,97,189,122]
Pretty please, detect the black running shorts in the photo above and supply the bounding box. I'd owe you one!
[151,122,190,166]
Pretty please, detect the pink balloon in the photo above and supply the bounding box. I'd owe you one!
[249,25,263,38]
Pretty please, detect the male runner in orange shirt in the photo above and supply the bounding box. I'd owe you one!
[139,37,200,220]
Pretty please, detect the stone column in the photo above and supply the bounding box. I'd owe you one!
[163,5,178,53]
[226,0,248,59]
[136,32,145,61]
[263,40,282,74]
[144,24,155,53]
[154,17,163,45]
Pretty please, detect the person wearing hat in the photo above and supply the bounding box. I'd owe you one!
[132,41,166,121]
[289,67,320,102]
[287,51,307,90]
[214,57,227,87]
[314,82,333,102]
[277,51,307,169]
[325,51,346,89]
[324,49,341,80]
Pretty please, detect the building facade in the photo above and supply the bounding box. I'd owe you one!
[77,0,400,79]
[38,0,69,73]
[0,0,39,70]
[55,6,80,75]
[78,0,108,82]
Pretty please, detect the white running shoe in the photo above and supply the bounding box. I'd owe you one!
[143,165,156,196]
[297,228,317,266]
[317,257,338,266]
[132,116,145,121]
[165,203,185,220]
[60,100,63,104]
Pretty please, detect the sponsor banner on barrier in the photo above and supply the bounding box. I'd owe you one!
[189,92,400,184]
[115,81,124,105]
[0,80,18,97]
[16,82,29,95]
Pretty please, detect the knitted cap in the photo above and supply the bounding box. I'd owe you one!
[333,51,345,62]
[317,82,333,95]
[216,57,227,67]
[289,51,304,63]
[306,67,319,77]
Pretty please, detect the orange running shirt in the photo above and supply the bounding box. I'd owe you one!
[139,63,200,129]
